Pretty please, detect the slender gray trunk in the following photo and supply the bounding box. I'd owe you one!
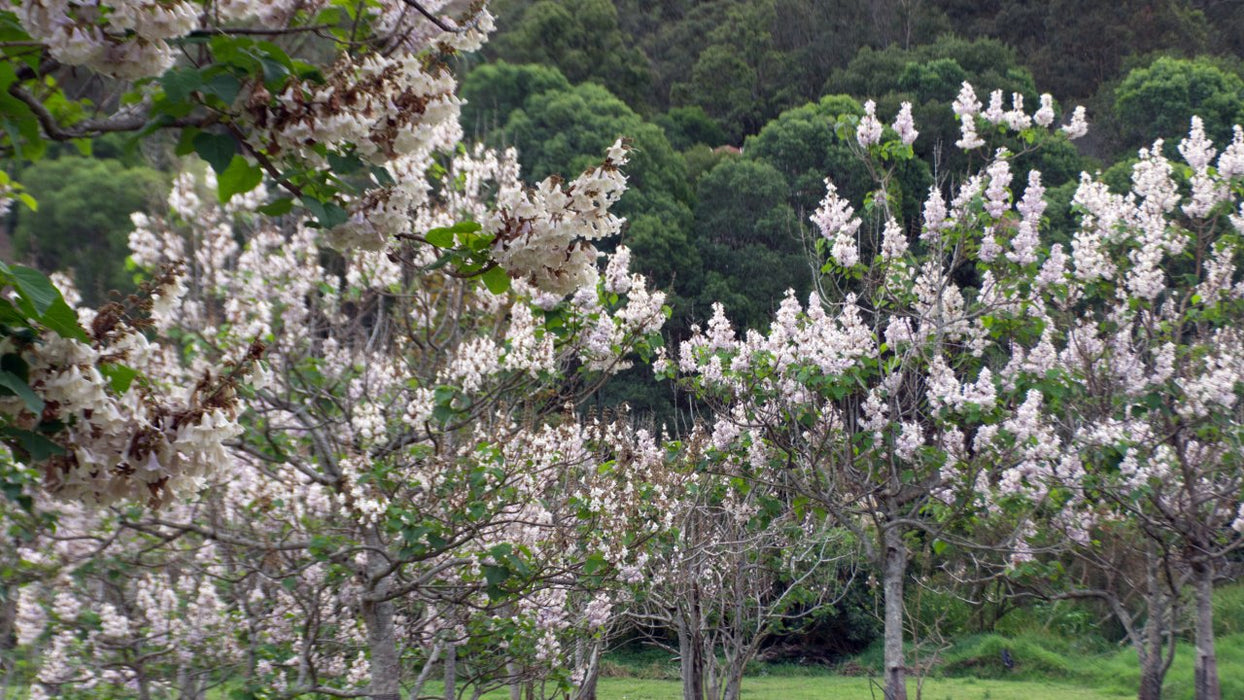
[882,526,907,700]
[574,639,601,700]
[507,660,522,700]
[678,597,704,700]
[412,642,442,700]
[722,653,745,700]
[1138,664,1163,700]
[1137,612,1164,700]
[177,664,202,700]
[444,642,457,700]
[1193,562,1220,700]
[363,530,401,700]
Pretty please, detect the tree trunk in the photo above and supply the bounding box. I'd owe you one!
[507,660,522,700]
[360,593,401,700]
[678,595,705,700]
[1138,663,1164,700]
[574,639,601,700]
[362,529,401,700]
[882,526,907,700]
[722,653,745,700]
[444,642,457,700]
[1193,562,1221,700]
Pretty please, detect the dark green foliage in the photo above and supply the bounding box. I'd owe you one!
[668,0,798,142]
[487,0,653,109]
[682,144,739,184]
[1113,56,1244,152]
[826,36,1036,104]
[11,156,166,305]
[935,0,1211,99]
[691,158,807,330]
[653,106,728,151]
[459,61,571,139]
[500,83,689,198]
[745,95,932,227]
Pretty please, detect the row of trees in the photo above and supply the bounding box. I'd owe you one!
[483,0,1244,150]
[1,2,1243,700]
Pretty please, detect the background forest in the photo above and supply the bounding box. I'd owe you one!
[5,1,1244,699]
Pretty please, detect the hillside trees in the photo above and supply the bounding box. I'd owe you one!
[1113,56,1244,153]
[11,156,165,305]
[486,0,652,109]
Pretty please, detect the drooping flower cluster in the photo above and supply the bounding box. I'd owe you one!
[9,0,198,79]
[487,140,631,296]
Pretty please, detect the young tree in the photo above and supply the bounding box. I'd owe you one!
[630,437,855,700]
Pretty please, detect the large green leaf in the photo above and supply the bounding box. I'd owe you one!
[217,155,263,203]
[41,297,88,342]
[481,266,511,295]
[194,132,238,174]
[0,370,42,413]
[0,427,63,460]
[6,264,59,315]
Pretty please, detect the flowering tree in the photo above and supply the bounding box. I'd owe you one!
[675,85,1244,700]
[11,138,681,699]
[676,86,1088,700]
[0,1,657,506]
[1008,117,1244,700]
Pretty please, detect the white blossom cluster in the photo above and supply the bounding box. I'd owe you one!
[681,104,1244,589]
[8,0,198,78]
[0,276,246,505]
[487,140,630,296]
[950,81,1086,150]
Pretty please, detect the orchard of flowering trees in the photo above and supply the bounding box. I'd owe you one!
[1,3,1243,700]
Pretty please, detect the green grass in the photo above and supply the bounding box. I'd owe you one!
[418,677,1127,699]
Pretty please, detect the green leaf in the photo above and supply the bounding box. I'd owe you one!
[99,363,139,394]
[0,298,27,327]
[481,266,510,295]
[41,297,88,342]
[371,166,395,188]
[160,67,203,103]
[582,552,608,575]
[483,564,510,587]
[0,370,42,413]
[194,132,238,174]
[7,264,60,315]
[0,427,63,460]
[175,127,201,156]
[327,151,364,176]
[425,227,455,248]
[15,192,35,212]
[258,197,295,216]
[217,155,263,203]
[259,57,290,88]
[201,72,242,104]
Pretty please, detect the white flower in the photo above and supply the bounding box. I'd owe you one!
[892,102,918,145]
[857,100,883,146]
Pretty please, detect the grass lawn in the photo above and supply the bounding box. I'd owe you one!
[417,676,1130,700]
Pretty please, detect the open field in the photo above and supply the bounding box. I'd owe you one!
[419,677,1129,700]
